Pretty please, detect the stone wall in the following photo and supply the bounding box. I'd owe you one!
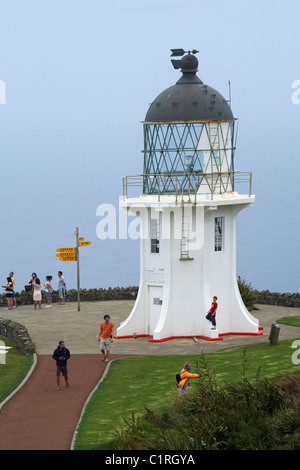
[254,290,300,308]
[0,318,36,356]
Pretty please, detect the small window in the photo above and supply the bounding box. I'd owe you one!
[150,217,160,254]
[214,217,224,252]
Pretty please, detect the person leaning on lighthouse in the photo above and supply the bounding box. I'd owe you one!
[206,296,218,330]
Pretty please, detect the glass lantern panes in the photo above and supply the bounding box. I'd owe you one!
[143,121,235,195]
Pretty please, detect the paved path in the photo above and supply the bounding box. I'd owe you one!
[0,354,128,450]
[0,300,300,450]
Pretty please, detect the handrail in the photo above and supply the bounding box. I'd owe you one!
[123,171,253,201]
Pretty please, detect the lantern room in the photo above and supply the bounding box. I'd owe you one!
[142,50,236,197]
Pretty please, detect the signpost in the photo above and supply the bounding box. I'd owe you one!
[55,228,92,312]
[74,227,80,312]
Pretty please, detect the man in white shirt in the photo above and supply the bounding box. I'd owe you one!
[57,271,66,305]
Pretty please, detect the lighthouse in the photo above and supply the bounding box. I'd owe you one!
[117,49,261,342]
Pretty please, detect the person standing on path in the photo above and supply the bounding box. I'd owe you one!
[206,296,218,330]
[30,273,42,310]
[2,276,14,310]
[97,315,114,363]
[52,341,70,391]
[9,271,17,308]
[44,275,53,308]
[176,362,202,397]
[57,271,66,305]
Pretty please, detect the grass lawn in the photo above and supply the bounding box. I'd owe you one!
[73,338,300,450]
[276,316,300,328]
[0,336,34,403]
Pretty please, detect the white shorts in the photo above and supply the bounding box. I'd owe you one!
[100,337,111,351]
[178,386,187,396]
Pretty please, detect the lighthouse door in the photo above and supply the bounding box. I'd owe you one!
[148,286,163,336]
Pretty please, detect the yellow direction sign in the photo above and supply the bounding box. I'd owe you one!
[56,246,77,262]
[56,247,76,253]
[78,237,85,242]
[79,241,91,247]
[58,253,77,261]
[56,253,77,258]
[57,253,77,258]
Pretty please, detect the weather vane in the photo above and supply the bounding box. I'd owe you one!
[170,48,199,69]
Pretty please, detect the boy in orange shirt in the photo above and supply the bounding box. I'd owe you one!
[97,314,114,363]
[176,362,202,396]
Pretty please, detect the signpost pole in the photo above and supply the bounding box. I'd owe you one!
[56,231,91,312]
[75,227,80,312]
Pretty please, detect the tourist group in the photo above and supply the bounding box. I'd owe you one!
[2,271,67,310]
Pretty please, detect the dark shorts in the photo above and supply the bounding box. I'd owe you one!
[56,365,68,377]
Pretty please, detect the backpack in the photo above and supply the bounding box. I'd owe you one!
[176,373,181,385]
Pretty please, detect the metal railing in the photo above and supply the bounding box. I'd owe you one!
[122,171,252,202]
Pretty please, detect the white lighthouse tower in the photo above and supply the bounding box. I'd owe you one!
[117,49,261,342]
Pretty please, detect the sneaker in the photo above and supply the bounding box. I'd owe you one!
[5,307,12,310]
[13,305,17,308]
[44,305,49,308]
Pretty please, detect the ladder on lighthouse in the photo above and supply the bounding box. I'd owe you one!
[207,122,221,195]
[207,122,232,195]
[180,203,194,261]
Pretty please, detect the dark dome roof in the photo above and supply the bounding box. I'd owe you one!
[145,54,234,122]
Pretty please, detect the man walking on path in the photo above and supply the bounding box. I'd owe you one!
[52,341,70,391]
[97,315,114,363]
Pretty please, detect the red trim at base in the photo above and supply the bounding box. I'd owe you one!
[149,335,223,343]
[219,331,263,337]
[114,334,151,339]
[115,330,263,343]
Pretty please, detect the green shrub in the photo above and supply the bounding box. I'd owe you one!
[237,275,258,309]
[112,351,300,450]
